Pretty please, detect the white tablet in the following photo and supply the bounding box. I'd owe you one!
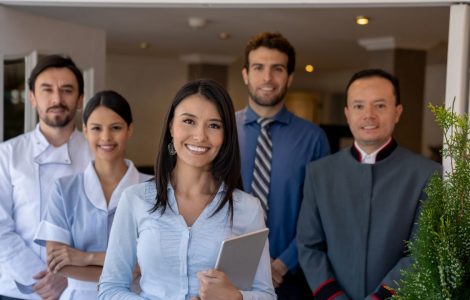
[214,228,269,290]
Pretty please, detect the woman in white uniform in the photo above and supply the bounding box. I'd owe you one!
[99,79,275,300]
[34,90,150,299]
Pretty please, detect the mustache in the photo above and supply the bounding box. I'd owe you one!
[46,104,68,112]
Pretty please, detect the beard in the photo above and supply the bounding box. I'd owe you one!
[40,104,76,128]
[247,83,288,107]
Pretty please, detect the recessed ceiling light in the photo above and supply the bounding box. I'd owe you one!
[356,16,369,26]
[219,32,231,40]
[139,42,150,49]
[188,17,208,29]
[305,64,314,73]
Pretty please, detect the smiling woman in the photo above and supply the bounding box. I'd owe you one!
[98,79,276,300]
[33,90,151,300]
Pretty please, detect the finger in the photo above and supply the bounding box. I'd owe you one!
[33,270,47,280]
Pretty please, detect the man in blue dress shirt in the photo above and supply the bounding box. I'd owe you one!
[236,32,330,299]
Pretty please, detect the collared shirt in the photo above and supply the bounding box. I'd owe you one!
[98,181,276,300]
[353,138,393,164]
[0,125,92,299]
[33,159,150,300]
[236,106,330,270]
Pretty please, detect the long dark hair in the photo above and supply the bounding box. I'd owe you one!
[151,79,242,221]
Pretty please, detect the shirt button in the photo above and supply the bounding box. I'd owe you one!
[65,159,70,163]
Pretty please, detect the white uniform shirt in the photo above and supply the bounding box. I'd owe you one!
[34,160,151,300]
[0,125,92,299]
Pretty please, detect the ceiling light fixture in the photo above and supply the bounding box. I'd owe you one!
[356,16,369,25]
[219,32,231,40]
[139,42,150,49]
[188,17,208,29]
[305,64,314,73]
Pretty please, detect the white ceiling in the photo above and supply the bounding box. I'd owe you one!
[1,2,450,72]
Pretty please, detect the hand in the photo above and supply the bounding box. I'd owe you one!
[47,244,90,273]
[196,269,242,300]
[271,258,288,288]
[32,270,67,300]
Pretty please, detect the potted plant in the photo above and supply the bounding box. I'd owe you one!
[394,103,470,299]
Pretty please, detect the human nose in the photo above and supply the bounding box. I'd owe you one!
[50,88,62,105]
[262,69,273,82]
[193,124,207,141]
[100,128,111,141]
[363,104,376,119]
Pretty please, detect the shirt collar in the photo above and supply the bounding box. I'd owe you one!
[243,105,290,126]
[84,159,140,212]
[33,124,82,165]
[350,138,397,163]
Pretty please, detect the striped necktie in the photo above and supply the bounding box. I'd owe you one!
[251,117,274,213]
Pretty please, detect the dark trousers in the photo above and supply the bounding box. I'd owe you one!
[275,268,313,300]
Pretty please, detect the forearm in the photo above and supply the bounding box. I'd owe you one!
[85,252,106,266]
[58,265,102,282]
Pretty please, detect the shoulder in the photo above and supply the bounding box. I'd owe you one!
[120,180,156,208]
[235,109,247,126]
[308,148,346,168]
[0,131,33,151]
[393,147,441,173]
[232,188,264,220]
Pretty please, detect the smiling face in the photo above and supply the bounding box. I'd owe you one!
[242,46,293,115]
[83,106,133,163]
[345,76,403,154]
[170,94,224,172]
[30,67,83,128]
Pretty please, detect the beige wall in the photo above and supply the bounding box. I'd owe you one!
[0,6,106,92]
[105,55,187,167]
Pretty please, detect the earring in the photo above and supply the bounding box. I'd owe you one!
[168,141,176,156]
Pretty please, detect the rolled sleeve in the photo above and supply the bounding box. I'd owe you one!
[34,220,72,247]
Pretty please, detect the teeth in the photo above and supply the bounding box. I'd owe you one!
[261,87,274,91]
[363,125,377,129]
[187,144,208,153]
[99,145,115,151]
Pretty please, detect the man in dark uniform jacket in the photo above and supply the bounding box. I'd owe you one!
[297,69,441,300]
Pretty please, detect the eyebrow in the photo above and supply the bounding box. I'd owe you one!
[251,63,287,69]
[39,83,75,89]
[179,112,223,123]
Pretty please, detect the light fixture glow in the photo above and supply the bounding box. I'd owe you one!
[305,65,314,73]
[356,16,369,25]
[219,32,231,40]
[139,42,149,49]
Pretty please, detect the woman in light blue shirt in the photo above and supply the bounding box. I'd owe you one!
[99,79,275,300]
[34,91,150,299]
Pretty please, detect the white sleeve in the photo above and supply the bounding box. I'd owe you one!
[98,188,144,300]
[34,180,73,247]
[0,143,45,288]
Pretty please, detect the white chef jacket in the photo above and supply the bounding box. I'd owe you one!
[0,124,92,299]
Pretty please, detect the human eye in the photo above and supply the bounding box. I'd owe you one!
[183,118,195,125]
[252,64,263,71]
[90,125,101,132]
[41,87,53,93]
[111,125,123,131]
[208,122,222,129]
[376,103,387,109]
[353,103,363,110]
[274,66,286,73]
